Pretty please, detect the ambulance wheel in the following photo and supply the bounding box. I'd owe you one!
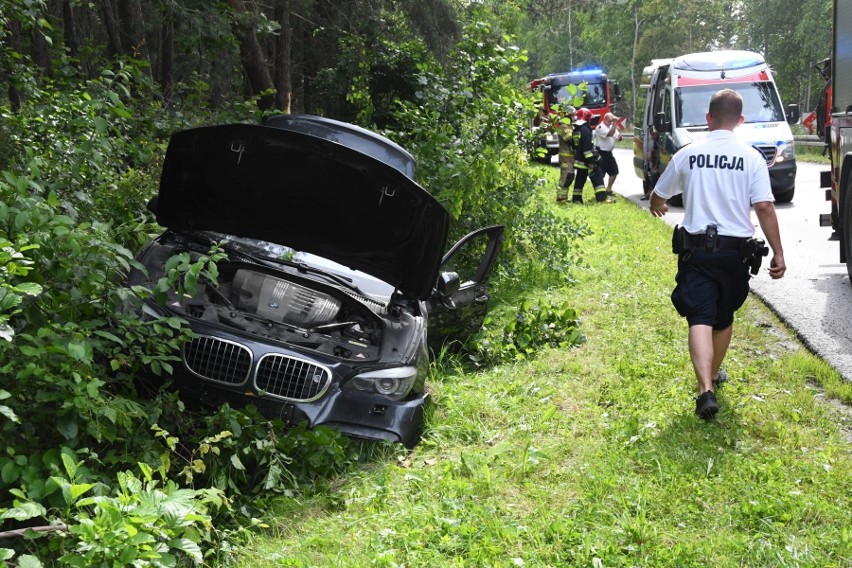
[774,185,794,204]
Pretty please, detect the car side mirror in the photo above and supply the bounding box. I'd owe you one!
[434,272,460,309]
[654,111,671,133]
[786,103,800,125]
[612,82,622,101]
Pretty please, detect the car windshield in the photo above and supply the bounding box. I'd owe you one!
[674,81,784,127]
[550,80,608,110]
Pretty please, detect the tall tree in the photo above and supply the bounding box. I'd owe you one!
[100,0,124,56]
[273,0,292,112]
[227,0,275,110]
[160,2,175,101]
[117,0,149,61]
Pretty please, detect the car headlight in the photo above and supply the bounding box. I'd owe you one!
[776,142,795,162]
[347,367,419,401]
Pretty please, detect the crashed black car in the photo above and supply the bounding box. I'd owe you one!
[127,115,503,448]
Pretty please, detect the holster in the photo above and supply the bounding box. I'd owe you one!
[739,237,770,275]
[672,224,723,254]
[671,225,689,254]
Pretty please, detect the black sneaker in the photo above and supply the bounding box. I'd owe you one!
[572,196,584,204]
[695,391,719,420]
[713,369,729,388]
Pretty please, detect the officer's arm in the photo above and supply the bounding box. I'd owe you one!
[649,191,668,217]
[753,200,786,279]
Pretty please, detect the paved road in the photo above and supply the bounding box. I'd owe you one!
[607,148,852,382]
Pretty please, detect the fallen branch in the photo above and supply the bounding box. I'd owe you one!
[0,524,69,539]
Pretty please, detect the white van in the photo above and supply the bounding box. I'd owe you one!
[633,50,799,203]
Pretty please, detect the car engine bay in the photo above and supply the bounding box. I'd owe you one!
[132,237,390,361]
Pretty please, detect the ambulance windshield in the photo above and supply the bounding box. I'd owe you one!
[675,82,784,127]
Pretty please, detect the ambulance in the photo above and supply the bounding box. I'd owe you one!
[633,50,800,203]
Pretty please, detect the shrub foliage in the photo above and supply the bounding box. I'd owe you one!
[0,8,587,564]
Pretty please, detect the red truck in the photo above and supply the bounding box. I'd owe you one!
[820,0,852,278]
[530,69,622,161]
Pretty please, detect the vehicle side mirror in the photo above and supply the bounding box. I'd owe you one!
[786,103,800,125]
[434,272,460,309]
[654,111,671,133]
[612,82,622,101]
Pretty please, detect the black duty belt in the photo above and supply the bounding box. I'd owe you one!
[686,232,744,250]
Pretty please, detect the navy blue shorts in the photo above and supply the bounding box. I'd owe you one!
[597,150,619,176]
[670,249,750,329]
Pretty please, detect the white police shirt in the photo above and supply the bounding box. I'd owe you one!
[653,130,773,237]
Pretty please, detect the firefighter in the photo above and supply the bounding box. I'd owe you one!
[571,107,614,204]
[555,105,577,203]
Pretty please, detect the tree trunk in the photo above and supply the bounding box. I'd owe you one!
[30,23,50,75]
[227,0,275,110]
[62,0,81,62]
[100,0,125,56]
[273,0,292,112]
[160,5,175,101]
[4,19,22,112]
[631,3,642,125]
[117,0,149,61]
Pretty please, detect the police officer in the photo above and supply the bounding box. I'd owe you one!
[649,88,786,420]
[571,107,614,204]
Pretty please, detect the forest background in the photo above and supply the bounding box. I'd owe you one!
[0,0,836,565]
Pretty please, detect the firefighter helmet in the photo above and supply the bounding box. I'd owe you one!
[574,107,593,124]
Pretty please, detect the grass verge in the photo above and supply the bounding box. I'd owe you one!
[234,165,852,567]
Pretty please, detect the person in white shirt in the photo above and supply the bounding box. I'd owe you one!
[649,89,786,420]
[593,113,622,195]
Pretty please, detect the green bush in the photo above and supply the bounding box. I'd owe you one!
[0,173,356,562]
[469,297,585,367]
[0,9,591,561]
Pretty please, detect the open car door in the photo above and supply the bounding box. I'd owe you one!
[425,225,504,352]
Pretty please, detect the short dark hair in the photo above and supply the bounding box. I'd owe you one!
[708,89,743,125]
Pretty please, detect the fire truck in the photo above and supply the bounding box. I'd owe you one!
[820,0,852,278]
[529,69,622,160]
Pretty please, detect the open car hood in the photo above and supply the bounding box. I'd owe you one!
[152,117,450,300]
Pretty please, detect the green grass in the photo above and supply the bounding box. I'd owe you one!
[233,166,852,567]
[796,143,830,164]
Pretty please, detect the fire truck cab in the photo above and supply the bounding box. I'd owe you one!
[530,69,622,161]
[634,50,800,203]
